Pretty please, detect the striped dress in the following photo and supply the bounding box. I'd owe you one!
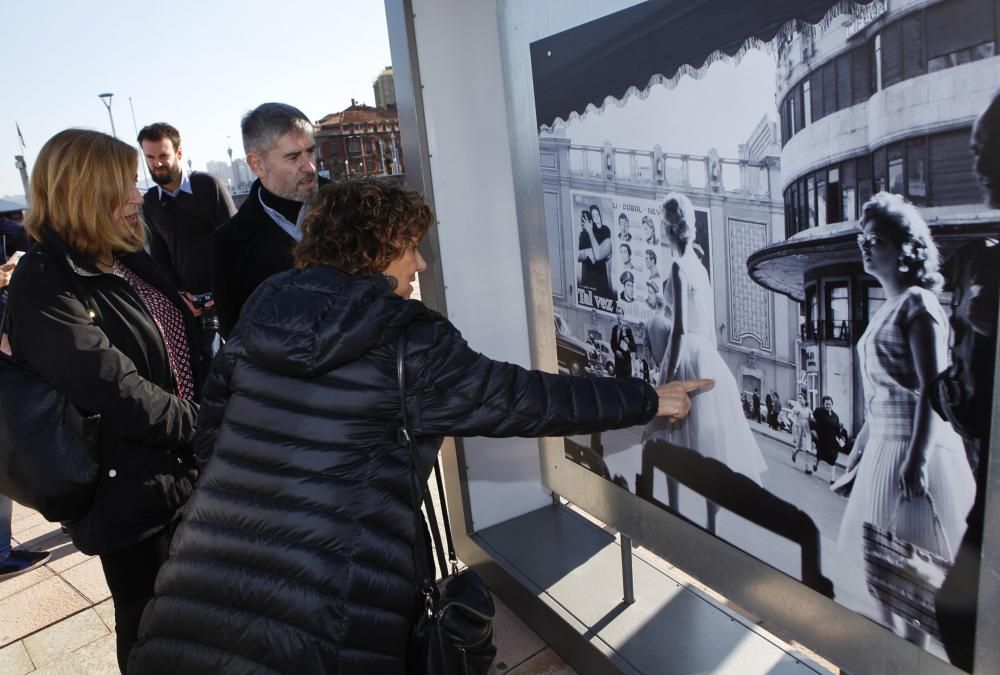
[837,286,974,566]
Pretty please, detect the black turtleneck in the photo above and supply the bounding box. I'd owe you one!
[259,184,305,224]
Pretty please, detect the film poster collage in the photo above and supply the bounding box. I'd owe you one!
[573,190,710,384]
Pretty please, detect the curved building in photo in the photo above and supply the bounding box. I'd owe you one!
[748,0,1000,433]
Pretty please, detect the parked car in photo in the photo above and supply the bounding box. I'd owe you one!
[554,313,599,377]
[592,340,616,376]
[777,403,795,433]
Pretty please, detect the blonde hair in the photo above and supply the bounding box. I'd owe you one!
[860,192,943,292]
[662,192,694,245]
[26,129,143,259]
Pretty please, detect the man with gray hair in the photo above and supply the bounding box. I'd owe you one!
[212,102,324,338]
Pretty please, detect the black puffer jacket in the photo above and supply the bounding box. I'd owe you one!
[129,266,657,674]
[6,228,201,554]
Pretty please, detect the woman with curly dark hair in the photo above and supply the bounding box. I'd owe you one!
[836,192,974,647]
[129,178,710,674]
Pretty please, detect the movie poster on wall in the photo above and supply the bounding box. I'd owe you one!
[533,0,1000,669]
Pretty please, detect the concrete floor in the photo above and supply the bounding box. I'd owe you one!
[0,500,575,675]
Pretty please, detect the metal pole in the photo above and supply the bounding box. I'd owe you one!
[98,93,117,138]
[621,534,635,605]
[14,155,29,206]
[128,97,151,189]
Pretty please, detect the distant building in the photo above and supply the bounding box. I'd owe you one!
[231,158,253,192]
[205,160,232,190]
[373,66,396,108]
[314,99,404,178]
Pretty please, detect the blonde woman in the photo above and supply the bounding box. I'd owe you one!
[5,130,201,672]
[837,193,974,645]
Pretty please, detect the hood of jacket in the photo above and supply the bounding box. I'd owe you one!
[239,265,427,377]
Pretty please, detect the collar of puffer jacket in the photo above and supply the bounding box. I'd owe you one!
[238,265,427,377]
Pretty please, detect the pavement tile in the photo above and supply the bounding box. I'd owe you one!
[0,577,90,646]
[44,539,91,574]
[491,594,546,673]
[23,609,109,669]
[507,647,575,674]
[10,510,48,535]
[0,563,54,602]
[10,501,35,525]
[70,633,118,675]
[93,599,116,632]
[0,640,34,675]
[13,522,64,551]
[60,558,111,604]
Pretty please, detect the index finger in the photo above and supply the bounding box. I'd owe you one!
[678,378,714,393]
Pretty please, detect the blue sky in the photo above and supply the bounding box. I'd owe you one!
[1,1,392,198]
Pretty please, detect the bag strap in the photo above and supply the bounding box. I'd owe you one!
[887,493,952,557]
[397,333,456,584]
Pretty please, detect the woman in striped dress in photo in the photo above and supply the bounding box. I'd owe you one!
[836,193,974,647]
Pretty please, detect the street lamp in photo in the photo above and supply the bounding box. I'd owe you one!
[98,93,117,138]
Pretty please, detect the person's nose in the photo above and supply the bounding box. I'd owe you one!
[415,249,428,272]
[130,187,142,204]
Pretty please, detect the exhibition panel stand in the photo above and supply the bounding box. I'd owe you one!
[385,1,1000,673]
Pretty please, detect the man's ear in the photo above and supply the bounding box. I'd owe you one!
[175,145,184,163]
[246,152,264,177]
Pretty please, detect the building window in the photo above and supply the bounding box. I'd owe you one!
[927,0,996,71]
[802,80,812,128]
[807,175,817,228]
[853,44,871,104]
[826,284,850,340]
[929,129,981,205]
[907,138,927,202]
[816,171,828,227]
[888,144,905,194]
[902,13,926,80]
[873,33,883,92]
[866,284,886,322]
[347,138,361,154]
[803,286,819,341]
[841,160,856,222]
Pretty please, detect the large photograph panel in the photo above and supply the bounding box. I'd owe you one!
[533,0,1000,670]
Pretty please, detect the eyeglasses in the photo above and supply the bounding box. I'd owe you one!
[856,233,886,251]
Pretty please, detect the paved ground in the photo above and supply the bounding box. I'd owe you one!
[0,497,575,675]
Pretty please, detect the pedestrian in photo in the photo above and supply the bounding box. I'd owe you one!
[611,305,636,378]
[5,129,201,672]
[752,389,761,423]
[836,193,975,648]
[128,178,711,674]
[811,395,841,483]
[789,392,813,469]
[643,192,767,534]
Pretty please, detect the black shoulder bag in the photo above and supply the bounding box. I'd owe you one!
[0,264,101,522]
[397,334,497,675]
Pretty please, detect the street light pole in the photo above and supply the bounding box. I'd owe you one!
[98,93,117,138]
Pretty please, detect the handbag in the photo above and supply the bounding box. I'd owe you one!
[397,334,497,675]
[862,494,953,640]
[0,273,101,522]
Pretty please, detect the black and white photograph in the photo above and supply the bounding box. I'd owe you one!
[535,0,1000,669]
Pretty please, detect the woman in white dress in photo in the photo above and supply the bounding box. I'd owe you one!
[837,193,974,646]
[644,192,768,532]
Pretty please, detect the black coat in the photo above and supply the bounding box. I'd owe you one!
[6,228,201,555]
[142,172,236,294]
[130,265,657,674]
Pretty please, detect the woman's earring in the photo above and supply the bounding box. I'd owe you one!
[384,274,399,291]
[897,256,909,273]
